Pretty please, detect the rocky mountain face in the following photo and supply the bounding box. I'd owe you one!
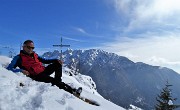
[42,49,180,109]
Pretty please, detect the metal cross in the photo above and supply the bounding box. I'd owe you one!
[53,37,70,60]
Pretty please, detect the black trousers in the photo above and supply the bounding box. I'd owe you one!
[30,62,74,94]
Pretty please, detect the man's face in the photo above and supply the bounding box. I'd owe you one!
[23,42,35,54]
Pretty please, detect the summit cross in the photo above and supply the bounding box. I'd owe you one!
[53,37,70,60]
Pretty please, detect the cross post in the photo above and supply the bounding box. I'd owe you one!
[53,37,70,76]
[53,37,70,60]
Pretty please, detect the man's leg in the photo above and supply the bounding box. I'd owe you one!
[58,82,76,94]
[44,61,62,81]
[32,73,75,94]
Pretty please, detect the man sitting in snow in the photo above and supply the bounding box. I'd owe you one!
[7,40,82,96]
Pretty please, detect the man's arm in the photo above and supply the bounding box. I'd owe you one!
[38,56,59,64]
[6,55,23,73]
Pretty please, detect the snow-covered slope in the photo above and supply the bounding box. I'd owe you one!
[0,55,125,110]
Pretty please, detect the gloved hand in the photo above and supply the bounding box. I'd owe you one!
[22,70,30,76]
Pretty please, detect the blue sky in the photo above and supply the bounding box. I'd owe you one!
[0,0,118,50]
[1,0,180,73]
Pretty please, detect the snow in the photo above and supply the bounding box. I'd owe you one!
[129,104,143,110]
[0,55,125,110]
[168,100,173,105]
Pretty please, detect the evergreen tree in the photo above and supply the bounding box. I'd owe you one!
[155,81,180,110]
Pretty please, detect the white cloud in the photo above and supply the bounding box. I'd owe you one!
[73,26,105,38]
[102,0,180,73]
[63,36,85,42]
[74,27,87,34]
[99,35,180,73]
[113,0,180,20]
[112,0,180,33]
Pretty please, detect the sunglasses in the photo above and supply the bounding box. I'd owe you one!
[26,46,35,50]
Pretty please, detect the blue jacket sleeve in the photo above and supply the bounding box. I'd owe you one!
[38,55,57,64]
[6,55,22,73]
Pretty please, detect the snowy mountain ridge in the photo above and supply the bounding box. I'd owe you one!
[0,55,126,110]
[43,49,134,69]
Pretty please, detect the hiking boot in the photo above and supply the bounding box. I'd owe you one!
[73,87,82,97]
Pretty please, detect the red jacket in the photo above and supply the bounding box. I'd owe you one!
[20,52,45,75]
